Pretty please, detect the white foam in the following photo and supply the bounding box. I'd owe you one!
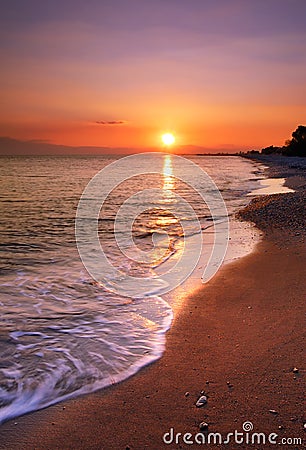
[0,301,173,425]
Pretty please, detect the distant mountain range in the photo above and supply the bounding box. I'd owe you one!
[0,136,114,156]
[0,136,249,156]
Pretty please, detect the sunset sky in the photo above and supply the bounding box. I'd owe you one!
[1,0,306,153]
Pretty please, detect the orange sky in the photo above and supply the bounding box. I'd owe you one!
[1,0,306,153]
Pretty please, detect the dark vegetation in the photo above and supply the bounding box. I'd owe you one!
[261,125,306,157]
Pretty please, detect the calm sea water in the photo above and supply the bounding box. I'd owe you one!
[0,154,264,423]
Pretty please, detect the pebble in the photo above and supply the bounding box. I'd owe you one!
[184,392,190,397]
[293,367,299,373]
[269,410,278,415]
[199,422,209,431]
[196,395,208,407]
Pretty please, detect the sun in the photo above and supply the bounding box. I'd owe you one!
[161,132,175,146]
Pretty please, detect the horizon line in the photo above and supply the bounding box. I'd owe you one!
[0,136,260,156]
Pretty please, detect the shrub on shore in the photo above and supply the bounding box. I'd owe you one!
[261,125,306,157]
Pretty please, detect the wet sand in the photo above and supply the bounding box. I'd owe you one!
[0,157,305,449]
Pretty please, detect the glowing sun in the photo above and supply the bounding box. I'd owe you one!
[161,132,175,146]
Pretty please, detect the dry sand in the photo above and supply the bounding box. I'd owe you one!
[0,156,305,450]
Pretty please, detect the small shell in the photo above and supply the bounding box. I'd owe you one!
[196,395,207,407]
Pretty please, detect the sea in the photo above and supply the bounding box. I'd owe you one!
[0,153,268,423]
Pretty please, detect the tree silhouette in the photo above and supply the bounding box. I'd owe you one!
[260,125,306,156]
[283,125,306,156]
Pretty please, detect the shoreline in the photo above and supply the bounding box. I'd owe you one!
[0,156,305,449]
[238,155,305,242]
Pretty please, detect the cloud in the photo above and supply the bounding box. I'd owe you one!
[95,120,126,125]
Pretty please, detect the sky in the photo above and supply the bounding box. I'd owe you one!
[0,0,306,153]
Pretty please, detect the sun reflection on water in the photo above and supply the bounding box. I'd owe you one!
[162,154,175,193]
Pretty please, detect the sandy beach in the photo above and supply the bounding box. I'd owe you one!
[0,156,305,450]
